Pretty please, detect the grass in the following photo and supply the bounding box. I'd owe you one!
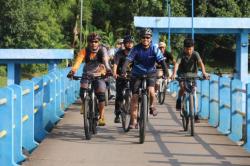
[0,76,7,87]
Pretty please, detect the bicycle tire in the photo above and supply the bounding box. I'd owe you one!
[189,94,195,136]
[105,89,109,106]
[159,82,166,105]
[83,96,92,140]
[121,90,131,132]
[139,94,147,144]
[181,95,189,131]
[92,98,98,135]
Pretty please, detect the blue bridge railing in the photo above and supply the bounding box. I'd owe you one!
[169,74,250,152]
[0,66,82,166]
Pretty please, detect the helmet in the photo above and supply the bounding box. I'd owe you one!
[184,38,194,47]
[123,35,134,43]
[116,38,124,44]
[159,42,166,48]
[87,32,101,42]
[140,28,152,37]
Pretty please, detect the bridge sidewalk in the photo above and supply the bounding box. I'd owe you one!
[23,94,250,166]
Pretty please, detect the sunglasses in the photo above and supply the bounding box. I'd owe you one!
[90,40,99,43]
[159,47,165,49]
[141,36,151,39]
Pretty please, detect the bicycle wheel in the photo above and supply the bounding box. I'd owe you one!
[159,81,166,105]
[92,97,98,135]
[189,94,195,136]
[105,89,109,106]
[121,90,131,132]
[139,94,147,144]
[181,96,189,131]
[83,96,92,140]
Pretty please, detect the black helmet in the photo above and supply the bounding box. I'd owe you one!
[140,28,152,37]
[184,38,194,47]
[87,32,101,42]
[123,35,134,43]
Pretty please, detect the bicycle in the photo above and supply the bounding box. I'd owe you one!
[127,75,150,144]
[72,74,107,140]
[176,74,205,136]
[156,76,168,105]
[116,76,132,132]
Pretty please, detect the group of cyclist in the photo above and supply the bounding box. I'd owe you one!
[67,27,208,128]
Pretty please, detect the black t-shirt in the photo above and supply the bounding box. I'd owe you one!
[114,49,128,75]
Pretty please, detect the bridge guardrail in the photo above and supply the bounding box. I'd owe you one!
[0,65,82,166]
[168,74,250,152]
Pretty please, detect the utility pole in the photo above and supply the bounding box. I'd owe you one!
[80,0,83,50]
[191,0,194,39]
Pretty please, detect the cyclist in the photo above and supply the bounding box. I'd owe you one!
[115,38,124,53]
[113,35,134,123]
[67,32,112,126]
[122,28,168,129]
[170,38,208,122]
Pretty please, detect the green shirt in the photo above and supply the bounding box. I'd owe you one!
[176,51,201,75]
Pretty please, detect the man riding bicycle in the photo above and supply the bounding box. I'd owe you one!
[67,32,112,126]
[170,38,208,122]
[122,28,168,129]
[113,35,134,123]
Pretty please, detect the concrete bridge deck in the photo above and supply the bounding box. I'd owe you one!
[23,94,250,166]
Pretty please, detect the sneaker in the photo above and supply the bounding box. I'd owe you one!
[176,98,181,110]
[149,106,158,116]
[195,115,200,123]
[98,117,106,126]
[114,116,121,123]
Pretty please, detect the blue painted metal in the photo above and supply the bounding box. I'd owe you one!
[54,70,64,117]
[0,88,18,166]
[42,75,55,131]
[236,32,249,84]
[8,85,26,164]
[244,83,250,152]
[191,0,194,39]
[208,74,220,127]
[134,17,250,33]
[200,79,209,119]
[47,73,61,124]
[229,79,244,142]
[0,49,73,59]
[218,77,231,134]
[32,77,48,142]
[20,80,38,152]
[167,0,171,50]
[196,80,202,114]
[152,28,159,45]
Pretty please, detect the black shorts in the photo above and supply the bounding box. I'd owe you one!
[130,73,156,94]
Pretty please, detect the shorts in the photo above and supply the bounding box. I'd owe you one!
[130,73,156,94]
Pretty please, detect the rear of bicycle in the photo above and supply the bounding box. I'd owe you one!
[156,77,167,105]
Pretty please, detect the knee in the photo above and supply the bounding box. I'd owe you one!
[96,92,105,103]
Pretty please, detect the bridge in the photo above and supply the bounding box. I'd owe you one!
[1,17,250,166]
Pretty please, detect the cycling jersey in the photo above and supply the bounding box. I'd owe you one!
[127,43,165,76]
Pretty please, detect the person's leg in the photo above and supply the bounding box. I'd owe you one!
[95,79,106,126]
[148,77,158,116]
[79,79,89,114]
[114,79,123,123]
[129,77,140,128]
[176,81,185,110]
